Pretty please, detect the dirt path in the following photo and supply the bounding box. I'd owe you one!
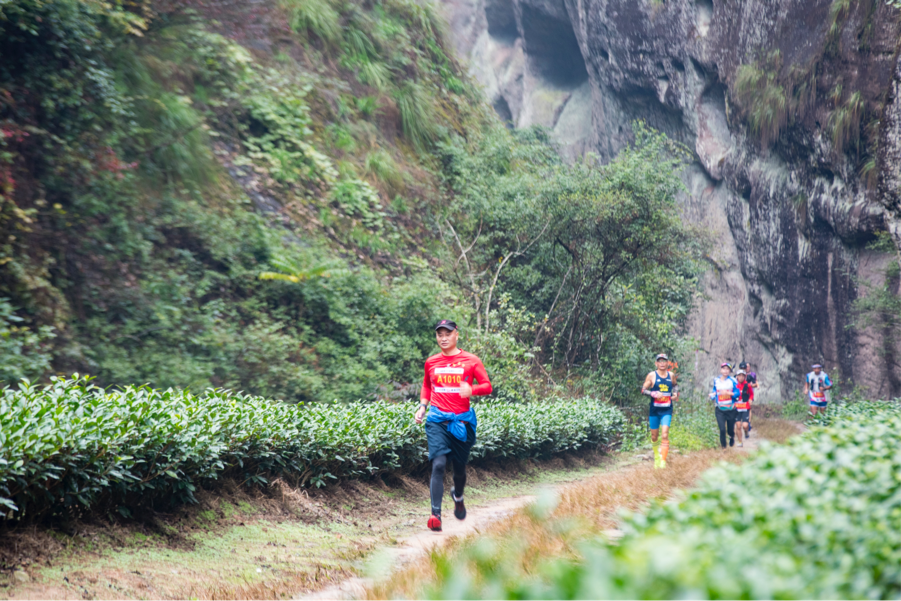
[302,443,763,600]
[300,494,538,600]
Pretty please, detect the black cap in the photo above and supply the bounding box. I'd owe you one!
[739,361,748,369]
[655,353,668,361]
[435,319,457,331]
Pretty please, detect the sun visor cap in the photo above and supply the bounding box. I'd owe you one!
[435,319,458,332]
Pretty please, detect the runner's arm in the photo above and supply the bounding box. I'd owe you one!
[470,359,492,396]
[824,374,833,390]
[640,372,656,397]
[420,367,432,406]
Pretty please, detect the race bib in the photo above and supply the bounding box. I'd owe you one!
[812,391,825,399]
[735,401,749,410]
[716,392,733,408]
[653,396,672,407]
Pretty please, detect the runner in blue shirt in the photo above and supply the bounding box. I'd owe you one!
[641,353,677,469]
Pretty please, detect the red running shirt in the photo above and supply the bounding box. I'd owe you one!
[421,350,492,414]
[735,381,755,410]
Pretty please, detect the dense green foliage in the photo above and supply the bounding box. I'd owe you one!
[0,0,702,404]
[438,126,705,401]
[429,401,901,599]
[663,396,719,450]
[0,0,476,401]
[0,377,634,522]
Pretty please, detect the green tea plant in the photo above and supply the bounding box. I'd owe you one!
[0,377,631,523]
[809,397,901,426]
[430,401,901,599]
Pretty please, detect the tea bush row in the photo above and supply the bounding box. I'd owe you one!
[0,377,631,522]
[432,401,901,599]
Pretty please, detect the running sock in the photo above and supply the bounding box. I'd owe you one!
[430,455,448,515]
[660,439,669,461]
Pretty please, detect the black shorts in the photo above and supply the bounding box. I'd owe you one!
[425,421,476,464]
[736,410,750,423]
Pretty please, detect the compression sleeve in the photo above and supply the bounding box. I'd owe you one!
[421,366,432,401]
[470,359,493,396]
[732,378,741,401]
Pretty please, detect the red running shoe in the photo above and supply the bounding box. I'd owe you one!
[427,513,442,532]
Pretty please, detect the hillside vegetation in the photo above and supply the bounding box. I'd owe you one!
[0,0,704,403]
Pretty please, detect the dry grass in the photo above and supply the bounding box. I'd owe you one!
[185,564,355,600]
[367,449,744,599]
[753,416,804,444]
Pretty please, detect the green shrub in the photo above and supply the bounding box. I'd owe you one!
[430,402,901,599]
[0,299,55,385]
[0,377,631,522]
[809,397,901,426]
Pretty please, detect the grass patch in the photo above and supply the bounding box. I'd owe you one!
[367,448,741,599]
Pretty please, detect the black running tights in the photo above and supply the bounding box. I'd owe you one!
[716,409,736,448]
[430,454,466,515]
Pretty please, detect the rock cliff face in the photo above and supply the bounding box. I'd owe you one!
[441,0,901,398]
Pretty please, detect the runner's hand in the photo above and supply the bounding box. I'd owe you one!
[415,406,427,424]
[649,391,663,399]
[459,381,473,399]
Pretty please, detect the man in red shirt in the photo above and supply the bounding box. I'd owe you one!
[414,319,492,532]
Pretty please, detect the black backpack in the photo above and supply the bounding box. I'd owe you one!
[741,382,751,403]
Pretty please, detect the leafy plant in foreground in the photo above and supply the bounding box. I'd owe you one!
[430,401,901,599]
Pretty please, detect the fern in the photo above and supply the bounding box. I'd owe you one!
[829,91,864,151]
[283,0,341,44]
[358,59,392,91]
[394,82,438,150]
[259,253,342,283]
[734,57,789,148]
[365,148,403,190]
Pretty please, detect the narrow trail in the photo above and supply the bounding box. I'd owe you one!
[300,433,772,601]
[300,493,539,600]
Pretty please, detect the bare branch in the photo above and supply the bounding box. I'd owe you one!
[484,220,550,332]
